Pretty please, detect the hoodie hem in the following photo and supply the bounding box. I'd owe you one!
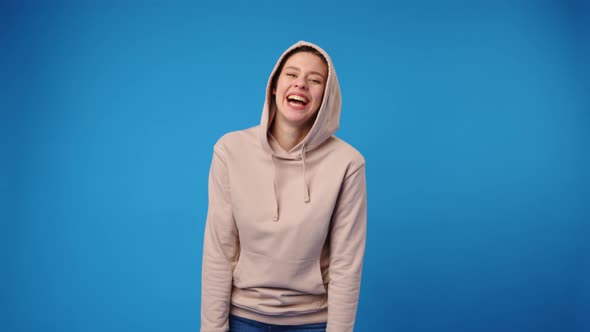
[230,305,327,325]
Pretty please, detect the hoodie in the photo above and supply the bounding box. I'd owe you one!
[201,41,367,332]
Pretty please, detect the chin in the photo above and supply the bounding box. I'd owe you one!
[285,115,309,125]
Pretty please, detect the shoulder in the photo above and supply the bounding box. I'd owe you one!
[213,125,260,155]
[330,136,365,163]
[323,136,365,174]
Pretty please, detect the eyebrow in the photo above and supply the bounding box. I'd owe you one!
[284,66,326,78]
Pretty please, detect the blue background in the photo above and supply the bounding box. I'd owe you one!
[2,0,588,331]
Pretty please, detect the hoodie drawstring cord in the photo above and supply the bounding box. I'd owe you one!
[270,154,279,222]
[302,144,310,203]
[269,144,310,222]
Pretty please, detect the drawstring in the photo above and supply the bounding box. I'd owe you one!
[302,144,310,203]
[270,154,279,221]
[269,144,310,222]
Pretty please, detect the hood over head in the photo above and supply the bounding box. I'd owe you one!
[259,41,342,157]
[258,41,342,221]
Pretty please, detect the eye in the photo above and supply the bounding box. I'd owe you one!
[285,72,296,77]
[309,78,322,84]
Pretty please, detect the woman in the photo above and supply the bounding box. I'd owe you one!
[201,41,367,332]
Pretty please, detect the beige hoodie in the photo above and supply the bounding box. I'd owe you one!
[201,41,366,332]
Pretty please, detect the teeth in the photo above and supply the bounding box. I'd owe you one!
[287,95,308,103]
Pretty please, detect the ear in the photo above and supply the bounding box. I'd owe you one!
[272,87,276,95]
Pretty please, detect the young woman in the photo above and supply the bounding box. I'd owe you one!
[201,41,367,332]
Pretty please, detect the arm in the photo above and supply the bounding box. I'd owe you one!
[201,143,239,332]
[327,163,367,332]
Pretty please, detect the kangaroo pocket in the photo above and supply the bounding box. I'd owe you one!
[233,249,326,296]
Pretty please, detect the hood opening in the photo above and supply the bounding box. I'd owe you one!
[260,41,342,221]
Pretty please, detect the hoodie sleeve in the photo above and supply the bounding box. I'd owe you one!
[327,162,367,332]
[201,142,239,332]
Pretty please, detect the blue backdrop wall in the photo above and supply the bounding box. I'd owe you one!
[2,1,588,331]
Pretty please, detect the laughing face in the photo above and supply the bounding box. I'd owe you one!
[273,51,328,130]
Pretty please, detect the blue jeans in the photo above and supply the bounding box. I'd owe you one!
[229,314,327,332]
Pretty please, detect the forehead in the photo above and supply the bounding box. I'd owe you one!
[283,52,328,76]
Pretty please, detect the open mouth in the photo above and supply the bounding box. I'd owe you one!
[286,94,309,107]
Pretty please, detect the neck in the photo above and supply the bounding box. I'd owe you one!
[270,120,312,152]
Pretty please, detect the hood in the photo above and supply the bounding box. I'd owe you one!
[258,41,342,221]
[258,40,342,158]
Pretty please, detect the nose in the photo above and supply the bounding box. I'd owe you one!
[294,77,308,90]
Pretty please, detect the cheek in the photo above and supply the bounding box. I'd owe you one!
[275,82,287,97]
[314,89,326,103]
